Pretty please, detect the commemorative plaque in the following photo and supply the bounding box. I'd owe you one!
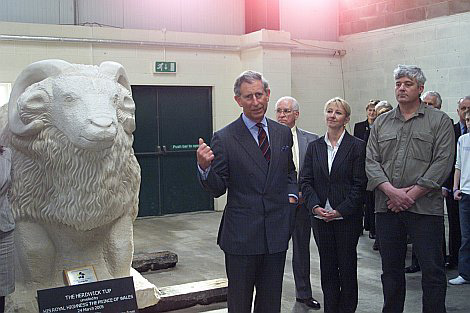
[37,276,138,313]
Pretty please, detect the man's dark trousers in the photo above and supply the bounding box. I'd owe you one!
[225,251,286,312]
[376,211,446,313]
[459,193,470,280]
[446,195,461,266]
[292,203,313,299]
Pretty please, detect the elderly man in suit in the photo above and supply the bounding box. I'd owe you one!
[275,96,321,310]
[442,97,470,270]
[422,91,442,110]
[197,70,298,313]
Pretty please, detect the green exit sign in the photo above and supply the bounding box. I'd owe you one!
[155,61,177,73]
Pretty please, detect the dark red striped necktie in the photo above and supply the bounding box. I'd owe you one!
[256,123,271,162]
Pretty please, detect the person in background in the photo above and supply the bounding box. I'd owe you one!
[0,145,14,313]
[366,65,454,313]
[354,100,380,245]
[275,96,321,310]
[421,91,442,110]
[442,96,470,270]
[301,97,366,313]
[449,103,470,285]
[375,101,393,116]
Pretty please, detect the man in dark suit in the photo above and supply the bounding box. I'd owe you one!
[354,100,380,248]
[443,97,470,268]
[275,96,320,310]
[197,70,298,313]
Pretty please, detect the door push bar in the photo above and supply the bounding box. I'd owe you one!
[134,145,197,156]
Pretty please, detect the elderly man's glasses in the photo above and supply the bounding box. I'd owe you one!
[276,109,295,114]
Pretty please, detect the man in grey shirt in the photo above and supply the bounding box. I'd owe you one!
[366,65,454,313]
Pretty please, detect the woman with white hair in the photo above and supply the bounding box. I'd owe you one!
[0,144,14,313]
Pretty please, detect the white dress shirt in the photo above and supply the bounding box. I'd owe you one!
[291,126,299,178]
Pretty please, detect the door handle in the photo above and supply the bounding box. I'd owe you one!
[156,145,165,156]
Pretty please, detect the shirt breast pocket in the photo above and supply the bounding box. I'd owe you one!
[411,132,433,162]
[378,133,397,161]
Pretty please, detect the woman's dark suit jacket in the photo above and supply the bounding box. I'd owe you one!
[300,131,367,218]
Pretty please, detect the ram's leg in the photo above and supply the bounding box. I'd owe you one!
[102,214,134,278]
[8,221,55,313]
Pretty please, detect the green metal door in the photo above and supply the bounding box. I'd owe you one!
[132,86,213,216]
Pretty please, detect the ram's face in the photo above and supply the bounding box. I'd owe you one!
[47,75,134,151]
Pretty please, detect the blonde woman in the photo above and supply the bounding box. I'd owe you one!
[300,97,367,313]
[0,145,14,313]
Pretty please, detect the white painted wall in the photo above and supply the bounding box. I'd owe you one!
[341,12,470,125]
[291,43,344,135]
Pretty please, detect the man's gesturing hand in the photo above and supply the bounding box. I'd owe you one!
[197,138,214,171]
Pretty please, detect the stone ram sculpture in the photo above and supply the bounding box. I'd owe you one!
[0,59,158,312]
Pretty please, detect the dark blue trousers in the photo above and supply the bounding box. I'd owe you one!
[224,251,286,313]
[458,193,470,280]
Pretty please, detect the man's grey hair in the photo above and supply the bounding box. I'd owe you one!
[233,70,269,96]
[394,64,426,86]
[422,91,442,106]
[375,100,393,115]
[458,96,470,105]
[275,96,299,111]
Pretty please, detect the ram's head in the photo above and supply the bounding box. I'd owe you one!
[6,60,141,230]
[9,60,135,150]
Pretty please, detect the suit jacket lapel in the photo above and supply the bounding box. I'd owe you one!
[297,128,308,170]
[330,132,353,177]
[315,138,329,179]
[232,116,269,175]
[455,122,462,137]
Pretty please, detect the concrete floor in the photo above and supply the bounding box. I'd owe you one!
[134,211,469,313]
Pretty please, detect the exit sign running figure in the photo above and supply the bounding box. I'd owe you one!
[155,61,177,73]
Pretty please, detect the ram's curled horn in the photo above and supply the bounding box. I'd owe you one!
[8,59,72,136]
[100,61,131,92]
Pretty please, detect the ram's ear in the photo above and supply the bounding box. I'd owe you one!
[9,59,72,136]
[99,62,131,92]
[19,88,50,116]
